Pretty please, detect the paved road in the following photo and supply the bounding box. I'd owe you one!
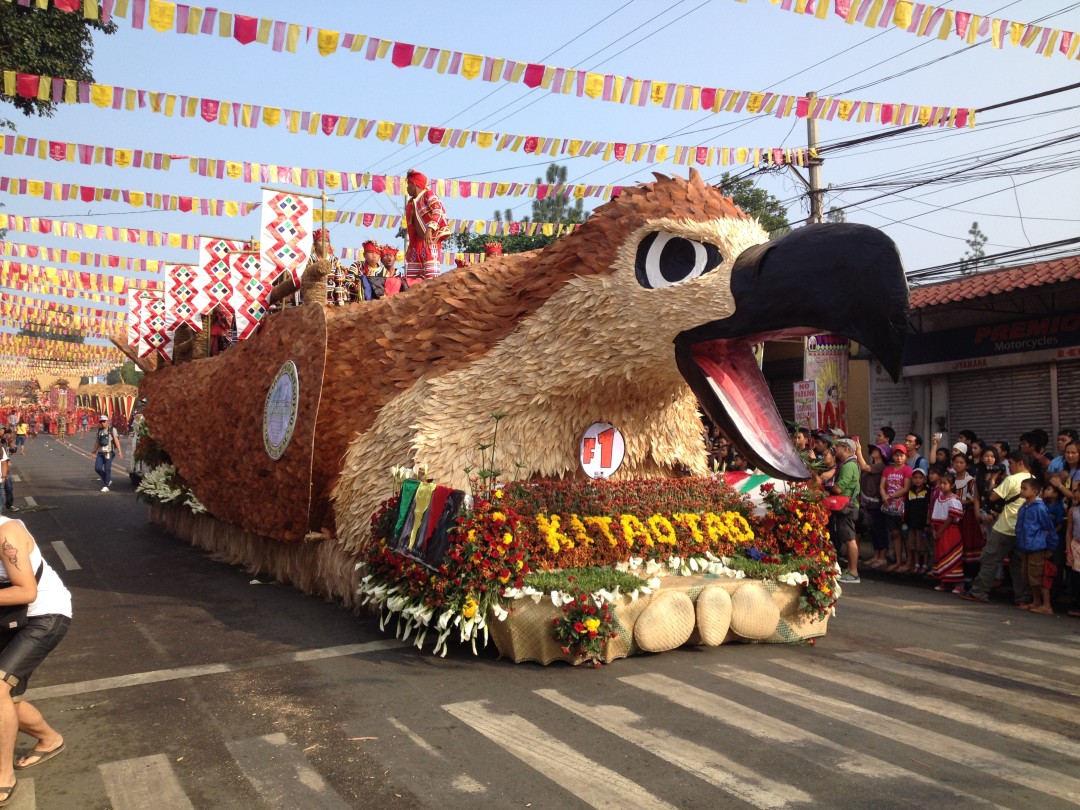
[3,434,1079,809]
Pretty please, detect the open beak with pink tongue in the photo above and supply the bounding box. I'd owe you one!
[674,222,909,480]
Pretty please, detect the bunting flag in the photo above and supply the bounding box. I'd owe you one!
[0,213,198,249]
[0,274,125,305]
[261,189,312,287]
[0,238,166,272]
[0,174,258,216]
[0,0,103,20]
[1,131,808,191]
[0,73,974,155]
[321,208,581,238]
[0,335,122,364]
[760,1,1080,62]
[87,0,987,116]
[1,260,161,292]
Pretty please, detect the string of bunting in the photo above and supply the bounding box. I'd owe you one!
[755,0,1080,62]
[0,262,139,296]
[0,72,850,168]
[0,174,258,216]
[1,132,635,198]
[0,213,198,249]
[0,287,123,317]
[0,238,166,272]
[0,334,120,362]
[81,0,974,124]
[318,209,580,238]
[0,275,126,305]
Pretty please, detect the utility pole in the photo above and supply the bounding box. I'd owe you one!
[806,91,824,224]
[785,91,825,224]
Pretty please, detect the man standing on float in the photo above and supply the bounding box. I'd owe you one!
[404,170,450,281]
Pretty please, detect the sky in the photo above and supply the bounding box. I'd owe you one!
[3,0,1080,350]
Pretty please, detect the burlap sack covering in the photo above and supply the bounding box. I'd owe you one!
[728,582,781,640]
[634,591,696,652]
[489,593,652,665]
[692,586,733,646]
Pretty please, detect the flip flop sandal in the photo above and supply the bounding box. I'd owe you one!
[0,782,17,807]
[15,741,65,770]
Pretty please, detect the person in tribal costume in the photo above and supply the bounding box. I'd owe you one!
[350,240,386,301]
[379,244,400,278]
[404,170,451,281]
[307,229,350,306]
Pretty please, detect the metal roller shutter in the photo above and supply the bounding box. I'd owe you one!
[948,365,1053,445]
[1058,360,1080,431]
[764,358,803,422]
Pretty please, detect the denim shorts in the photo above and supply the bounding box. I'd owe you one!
[0,615,70,698]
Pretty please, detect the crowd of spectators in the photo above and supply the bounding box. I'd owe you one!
[703,414,1080,614]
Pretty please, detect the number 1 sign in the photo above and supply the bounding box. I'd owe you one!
[580,422,625,479]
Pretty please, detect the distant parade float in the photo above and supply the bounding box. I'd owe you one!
[132,171,908,665]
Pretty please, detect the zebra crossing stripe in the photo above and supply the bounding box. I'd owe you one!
[227,733,352,809]
[443,700,677,810]
[621,673,1002,808]
[534,688,812,809]
[890,648,1080,705]
[50,541,80,571]
[770,657,1080,760]
[1004,638,1080,660]
[705,663,1080,805]
[956,643,1079,677]
[99,754,195,810]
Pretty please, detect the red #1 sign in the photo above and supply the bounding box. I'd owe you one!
[580,422,625,479]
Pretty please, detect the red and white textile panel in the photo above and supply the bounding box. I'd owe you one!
[261,190,313,288]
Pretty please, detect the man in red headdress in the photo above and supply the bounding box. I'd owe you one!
[379,244,399,278]
[404,169,450,281]
[483,242,503,259]
[351,240,386,301]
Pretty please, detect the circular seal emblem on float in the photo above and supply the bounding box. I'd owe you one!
[580,422,625,479]
[263,360,299,460]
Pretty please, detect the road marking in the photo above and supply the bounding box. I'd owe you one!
[535,688,811,809]
[100,753,194,810]
[227,733,351,809]
[23,496,36,507]
[707,663,1080,805]
[772,657,1080,760]
[1004,638,1080,660]
[11,475,20,483]
[24,639,405,702]
[894,647,1080,700]
[622,673,1001,808]
[50,541,81,571]
[956,643,1079,676]
[387,716,442,758]
[443,700,677,810]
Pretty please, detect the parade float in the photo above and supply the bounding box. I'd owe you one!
[134,171,908,664]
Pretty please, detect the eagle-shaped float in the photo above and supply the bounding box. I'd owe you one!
[140,170,908,603]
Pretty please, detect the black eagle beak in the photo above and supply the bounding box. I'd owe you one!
[675,223,909,480]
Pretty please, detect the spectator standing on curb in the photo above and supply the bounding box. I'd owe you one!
[1048,429,1078,473]
[880,445,913,571]
[961,452,1035,605]
[831,439,861,584]
[1014,478,1058,615]
[861,444,890,569]
[905,433,930,474]
[931,472,965,592]
[92,416,122,493]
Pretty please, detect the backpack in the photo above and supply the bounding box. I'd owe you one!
[98,428,113,449]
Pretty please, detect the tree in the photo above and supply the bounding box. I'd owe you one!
[105,361,142,386]
[16,327,85,344]
[825,207,847,223]
[717,173,790,237]
[450,163,586,255]
[0,4,116,118]
[961,221,988,274]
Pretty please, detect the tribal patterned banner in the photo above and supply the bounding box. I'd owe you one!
[165,264,201,331]
[194,237,241,315]
[261,189,312,288]
[227,250,268,340]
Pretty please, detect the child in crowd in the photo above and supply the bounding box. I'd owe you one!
[1015,478,1058,615]
[1068,499,1080,618]
[952,451,984,580]
[1043,482,1067,608]
[931,472,965,591]
[903,469,931,574]
[861,444,890,569]
[880,445,913,571]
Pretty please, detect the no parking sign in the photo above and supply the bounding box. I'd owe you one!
[579,422,625,479]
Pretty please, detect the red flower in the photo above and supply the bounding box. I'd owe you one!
[573,621,586,633]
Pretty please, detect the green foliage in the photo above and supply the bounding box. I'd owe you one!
[522,567,645,595]
[961,221,988,274]
[449,163,585,255]
[825,207,847,223]
[717,172,790,237]
[119,360,142,386]
[0,5,116,117]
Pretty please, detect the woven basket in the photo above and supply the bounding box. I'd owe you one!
[693,586,733,646]
[634,591,696,652]
[729,582,781,640]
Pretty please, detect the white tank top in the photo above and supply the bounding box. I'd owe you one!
[0,516,72,618]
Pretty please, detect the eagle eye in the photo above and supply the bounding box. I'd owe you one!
[635,232,722,289]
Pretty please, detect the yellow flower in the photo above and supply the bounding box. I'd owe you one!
[584,618,601,633]
[492,511,506,522]
[503,532,513,546]
[494,490,504,499]
[461,598,478,619]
